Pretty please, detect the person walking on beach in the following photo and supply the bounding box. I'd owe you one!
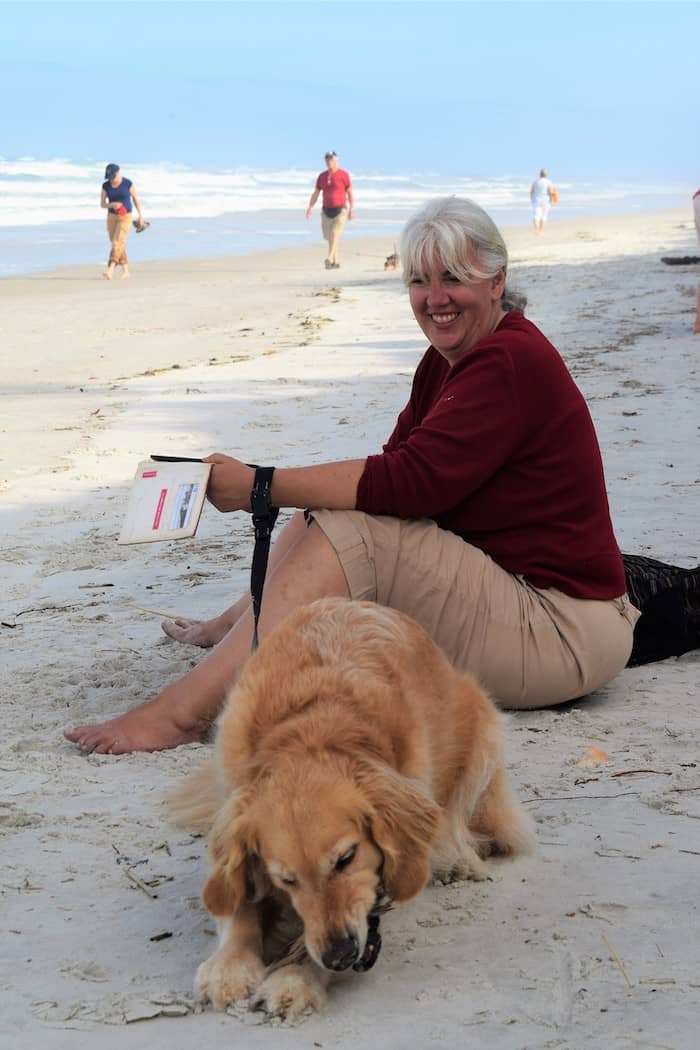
[306,151,354,269]
[530,168,555,236]
[100,163,146,280]
[66,196,643,756]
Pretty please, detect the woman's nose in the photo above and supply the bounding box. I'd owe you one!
[426,277,450,306]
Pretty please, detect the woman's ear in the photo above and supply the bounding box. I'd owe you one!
[360,764,442,902]
[491,268,506,300]
[201,793,260,916]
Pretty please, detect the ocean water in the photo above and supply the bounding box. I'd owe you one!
[0,158,692,277]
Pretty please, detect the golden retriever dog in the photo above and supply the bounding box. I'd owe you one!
[169,597,534,1019]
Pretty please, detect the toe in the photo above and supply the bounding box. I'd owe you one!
[78,732,101,753]
[161,618,191,640]
[90,738,114,755]
[65,727,97,751]
[105,737,131,755]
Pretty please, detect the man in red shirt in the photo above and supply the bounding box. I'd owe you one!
[306,151,354,269]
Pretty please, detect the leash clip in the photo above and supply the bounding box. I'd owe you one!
[248,463,278,536]
[251,469,277,540]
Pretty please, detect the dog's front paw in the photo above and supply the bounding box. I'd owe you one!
[252,964,327,1021]
[433,845,491,884]
[195,950,265,1010]
[450,854,490,882]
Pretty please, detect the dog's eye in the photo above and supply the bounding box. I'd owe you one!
[335,846,357,872]
[280,875,297,887]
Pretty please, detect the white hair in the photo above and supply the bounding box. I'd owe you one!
[400,197,526,312]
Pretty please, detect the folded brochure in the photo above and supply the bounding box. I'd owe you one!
[118,458,212,544]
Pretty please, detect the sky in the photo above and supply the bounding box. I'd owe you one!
[1,0,698,180]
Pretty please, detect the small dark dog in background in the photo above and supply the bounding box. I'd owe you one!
[384,248,399,271]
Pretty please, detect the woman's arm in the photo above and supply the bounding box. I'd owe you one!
[100,188,111,210]
[203,454,366,514]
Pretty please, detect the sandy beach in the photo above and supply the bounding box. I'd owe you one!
[1,207,699,1050]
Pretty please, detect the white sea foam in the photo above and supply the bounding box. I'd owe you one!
[0,157,693,276]
[0,156,690,227]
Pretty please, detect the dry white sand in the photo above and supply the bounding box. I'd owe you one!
[1,208,699,1050]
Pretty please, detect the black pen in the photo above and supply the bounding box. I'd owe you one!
[150,455,205,463]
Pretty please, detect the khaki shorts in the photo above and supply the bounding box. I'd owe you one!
[309,509,639,710]
[321,207,347,241]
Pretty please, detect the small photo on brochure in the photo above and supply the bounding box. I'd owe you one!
[170,483,199,530]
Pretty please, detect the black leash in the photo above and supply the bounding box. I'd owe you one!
[246,473,392,973]
[249,465,279,651]
[353,890,392,973]
[352,911,382,972]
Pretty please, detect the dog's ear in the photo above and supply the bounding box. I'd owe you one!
[201,793,266,916]
[361,765,442,902]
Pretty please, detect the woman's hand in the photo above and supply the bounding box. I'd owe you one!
[203,454,255,513]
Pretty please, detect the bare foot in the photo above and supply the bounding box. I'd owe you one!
[120,270,130,280]
[161,615,236,648]
[64,691,212,754]
[102,271,113,281]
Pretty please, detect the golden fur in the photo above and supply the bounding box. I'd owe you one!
[169,598,534,1019]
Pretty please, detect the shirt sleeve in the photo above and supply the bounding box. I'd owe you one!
[357,346,523,519]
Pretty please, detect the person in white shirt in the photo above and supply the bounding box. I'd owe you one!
[530,168,554,236]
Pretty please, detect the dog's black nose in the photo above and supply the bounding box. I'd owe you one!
[321,933,359,971]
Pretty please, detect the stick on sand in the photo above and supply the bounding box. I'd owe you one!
[134,606,186,619]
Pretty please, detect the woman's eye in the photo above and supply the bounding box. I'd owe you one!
[443,273,461,284]
[335,846,357,872]
[409,276,426,286]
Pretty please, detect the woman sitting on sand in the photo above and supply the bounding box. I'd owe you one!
[101,163,146,280]
[66,196,640,755]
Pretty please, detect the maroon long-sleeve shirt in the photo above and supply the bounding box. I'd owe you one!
[356,311,625,600]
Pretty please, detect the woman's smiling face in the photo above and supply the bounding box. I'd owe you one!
[408,253,506,365]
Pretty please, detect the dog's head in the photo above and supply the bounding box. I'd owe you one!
[384,252,399,270]
[201,756,441,973]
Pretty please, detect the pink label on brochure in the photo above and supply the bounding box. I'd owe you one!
[152,488,167,530]
[142,470,157,478]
